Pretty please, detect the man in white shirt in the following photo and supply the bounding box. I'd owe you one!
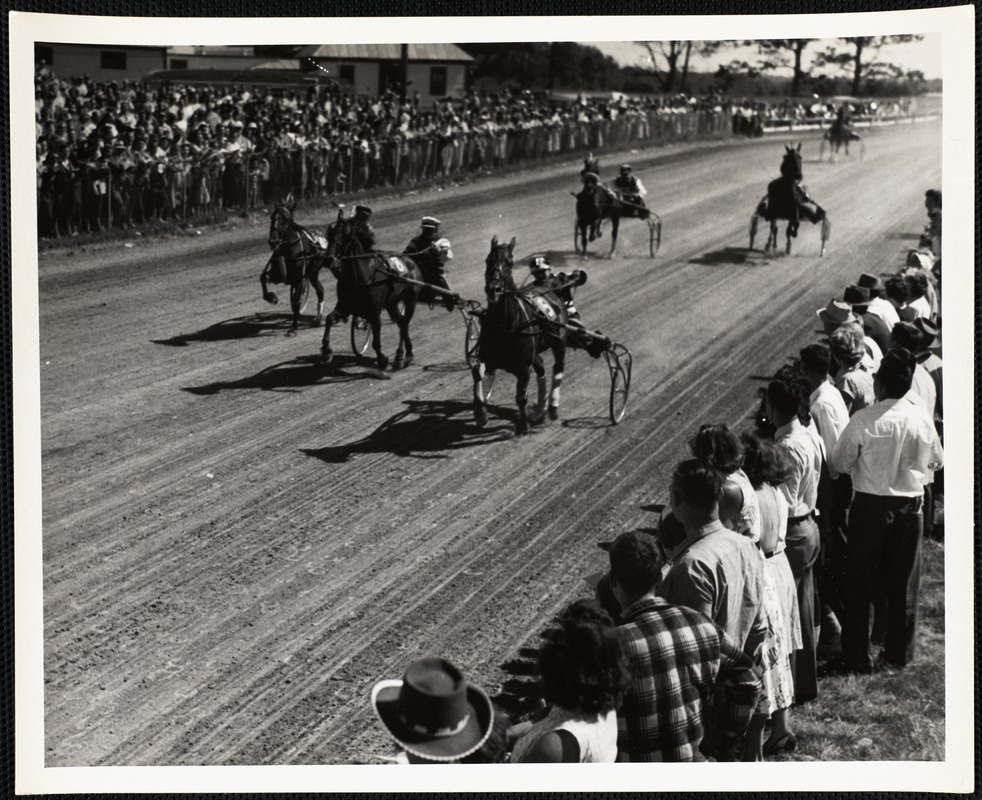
[831,348,943,672]
[765,377,824,702]
[858,273,901,329]
[800,343,851,657]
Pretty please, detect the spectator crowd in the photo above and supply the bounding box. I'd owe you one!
[371,190,943,764]
[35,65,733,238]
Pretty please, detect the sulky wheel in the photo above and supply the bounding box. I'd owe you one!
[464,314,482,368]
[291,277,311,317]
[574,220,582,254]
[606,343,632,425]
[648,213,662,258]
[749,213,760,250]
[350,316,371,355]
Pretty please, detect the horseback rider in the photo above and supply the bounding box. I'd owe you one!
[528,256,605,357]
[404,216,457,311]
[612,164,648,216]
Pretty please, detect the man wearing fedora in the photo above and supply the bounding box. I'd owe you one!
[831,348,943,672]
[843,285,891,355]
[372,657,499,763]
[858,273,900,330]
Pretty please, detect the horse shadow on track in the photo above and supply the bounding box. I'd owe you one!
[183,354,380,395]
[153,312,308,347]
[689,247,773,267]
[302,398,514,462]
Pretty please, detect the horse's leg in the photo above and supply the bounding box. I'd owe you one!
[389,294,415,370]
[548,341,567,421]
[785,223,793,255]
[765,220,776,251]
[287,279,302,336]
[310,269,325,325]
[472,363,490,427]
[320,310,336,362]
[515,371,531,436]
[609,216,619,258]
[528,355,547,425]
[260,261,278,305]
[370,312,388,371]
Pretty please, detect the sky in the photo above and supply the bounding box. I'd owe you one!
[586,36,941,81]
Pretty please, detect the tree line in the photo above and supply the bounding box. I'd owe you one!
[459,38,938,98]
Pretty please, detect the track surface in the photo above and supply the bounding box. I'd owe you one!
[39,121,940,766]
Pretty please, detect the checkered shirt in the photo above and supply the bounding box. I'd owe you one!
[615,596,761,762]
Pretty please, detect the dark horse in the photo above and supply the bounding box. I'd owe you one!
[472,236,568,436]
[321,209,420,370]
[824,109,863,161]
[574,182,650,258]
[261,199,327,335]
[755,143,826,255]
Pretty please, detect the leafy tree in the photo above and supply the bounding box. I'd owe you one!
[636,40,688,92]
[754,39,815,95]
[813,35,923,95]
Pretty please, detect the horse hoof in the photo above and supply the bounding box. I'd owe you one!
[321,349,334,364]
[312,315,323,327]
[474,406,488,428]
[377,356,389,371]
[548,406,559,421]
[286,328,298,337]
[515,422,530,436]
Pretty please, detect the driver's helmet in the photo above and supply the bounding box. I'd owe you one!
[353,204,372,219]
[529,256,551,275]
[421,215,441,230]
[619,164,632,174]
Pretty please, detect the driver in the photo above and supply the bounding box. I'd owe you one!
[612,164,648,211]
[350,204,377,251]
[404,216,457,311]
[577,171,604,242]
[528,256,606,358]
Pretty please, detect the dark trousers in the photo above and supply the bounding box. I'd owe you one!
[817,474,852,637]
[842,492,923,671]
[785,515,820,703]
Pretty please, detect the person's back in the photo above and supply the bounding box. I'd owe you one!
[660,527,766,658]
[607,529,760,762]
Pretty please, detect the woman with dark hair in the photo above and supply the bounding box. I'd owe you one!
[689,423,761,542]
[509,600,630,763]
[741,433,801,758]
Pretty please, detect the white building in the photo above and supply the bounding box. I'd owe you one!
[35,42,167,82]
[300,43,473,105]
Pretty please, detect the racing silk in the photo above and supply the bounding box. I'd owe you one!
[533,270,586,316]
[404,232,453,277]
[354,220,376,250]
[614,174,647,198]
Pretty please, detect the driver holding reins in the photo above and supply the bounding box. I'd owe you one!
[404,216,458,311]
[528,256,607,358]
[612,164,648,212]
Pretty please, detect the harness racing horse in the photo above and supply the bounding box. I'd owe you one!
[754,143,828,255]
[822,114,863,161]
[574,182,658,258]
[320,210,420,371]
[262,199,327,335]
[472,236,568,436]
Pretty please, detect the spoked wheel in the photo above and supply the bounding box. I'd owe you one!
[605,343,632,425]
[749,213,759,250]
[464,313,481,368]
[820,216,832,257]
[350,316,371,355]
[647,213,662,258]
[481,368,496,402]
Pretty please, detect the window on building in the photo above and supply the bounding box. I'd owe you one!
[35,44,53,66]
[429,66,447,97]
[101,50,127,70]
[170,59,188,69]
[339,64,354,84]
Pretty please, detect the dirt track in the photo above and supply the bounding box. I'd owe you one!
[39,121,940,766]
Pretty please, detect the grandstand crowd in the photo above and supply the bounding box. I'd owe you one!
[372,192,943,764]
[37,65,846,238]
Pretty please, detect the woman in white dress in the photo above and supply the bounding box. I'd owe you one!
[509,600,630,763]
[741,433,802,758]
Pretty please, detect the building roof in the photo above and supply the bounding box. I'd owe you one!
[300,43,473,62]
[168,46,257,57]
